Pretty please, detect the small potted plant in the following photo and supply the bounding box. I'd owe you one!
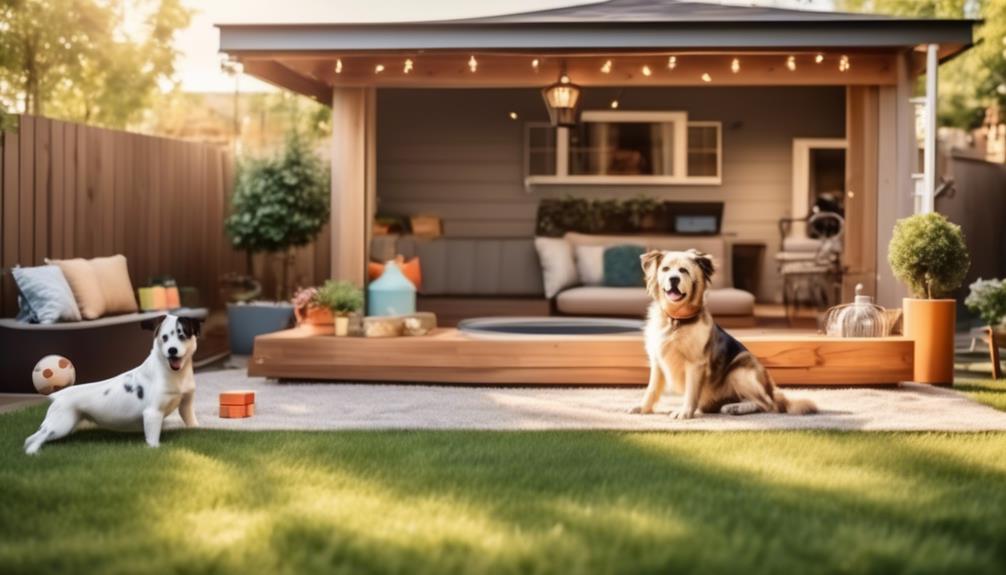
[314,280,363,336]
[888,212,970,384]
[965,277,1006,379]
[292,287,333,326]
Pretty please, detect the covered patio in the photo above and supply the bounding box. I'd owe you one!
[218,0,974,385]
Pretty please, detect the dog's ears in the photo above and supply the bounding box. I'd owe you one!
[640,250,663,300]
[640,250,663,275]
[688,249,715,282]
[140,316,166,333]
[178,316,203,338]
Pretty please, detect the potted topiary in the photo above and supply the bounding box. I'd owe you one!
[224,132,330,353]
[888,212,970,384]
[314,280,364,336]
[965,278,1006,379]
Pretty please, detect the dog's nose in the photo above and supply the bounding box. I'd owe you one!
[167,347,178,357]
[670,276,681,288]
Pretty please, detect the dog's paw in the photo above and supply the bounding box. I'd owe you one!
[670,409,695,420]
[627,405,653,415]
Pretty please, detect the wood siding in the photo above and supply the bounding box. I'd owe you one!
[376,87,846,301]
[0,115,331,317]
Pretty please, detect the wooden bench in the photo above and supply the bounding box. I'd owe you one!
[249,327,914,386]
[0,309,207,394]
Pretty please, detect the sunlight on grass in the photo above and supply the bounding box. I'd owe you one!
[2,405,1006,574]
[956,377,1006,412]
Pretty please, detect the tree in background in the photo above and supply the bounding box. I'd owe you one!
[838,0,1006,129]
[0,0,190,128]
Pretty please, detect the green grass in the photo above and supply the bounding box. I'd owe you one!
[956,377,1006,411]
[2,406,1006,575]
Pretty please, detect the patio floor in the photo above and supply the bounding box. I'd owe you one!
[177,364,1006,432]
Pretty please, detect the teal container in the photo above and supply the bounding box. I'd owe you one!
[368,261,416,316]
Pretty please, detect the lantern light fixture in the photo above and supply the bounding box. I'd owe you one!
[541,65,582,127]
[531,58,540,71]
[667,56,677,70]
[601,59,613,74]
[468,55,478,72]
[403,59,414,74]
[839,55,850,72]
[334,59,343,74]
[701,72,712,83]
[786,55,797,71]
[641,65,652,77]
[731,58,740,74]
[815,53,825,64]
[374,64,385,74]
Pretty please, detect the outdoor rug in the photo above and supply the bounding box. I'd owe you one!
[169,367,1006,432]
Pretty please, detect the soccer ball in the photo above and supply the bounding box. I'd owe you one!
[32,355,76,395]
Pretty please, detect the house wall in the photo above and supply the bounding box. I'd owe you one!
[377,87,846,301]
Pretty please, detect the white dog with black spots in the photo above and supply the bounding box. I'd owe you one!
[24,314,202,454]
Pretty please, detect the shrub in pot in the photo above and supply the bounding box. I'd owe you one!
[965,277,1006,378]
[888,213,970,384]
[315,280,364,336]
[224,132,330,353]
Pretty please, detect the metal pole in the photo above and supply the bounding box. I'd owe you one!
[922,43,938,214]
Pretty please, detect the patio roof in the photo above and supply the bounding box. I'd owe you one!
[217,0,976,102]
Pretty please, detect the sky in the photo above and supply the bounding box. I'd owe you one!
[175,0,837,93]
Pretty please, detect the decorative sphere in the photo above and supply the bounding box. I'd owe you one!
[32,355,76,395]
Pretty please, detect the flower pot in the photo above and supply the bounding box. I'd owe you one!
[334,315,349,337]
[902,298,956,384]
[226,302,295,355]
[298,305,333,326]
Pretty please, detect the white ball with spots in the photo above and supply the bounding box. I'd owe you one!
[32,355,76,395]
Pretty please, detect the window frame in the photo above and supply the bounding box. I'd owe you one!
[523,111,722,190]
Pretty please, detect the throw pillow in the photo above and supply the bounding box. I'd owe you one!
[534,237,578,298]
[12,265,82,324]
[603,245,647,287]
[46,258,107,319]
[574,245,605,286]
[89,255,139,315]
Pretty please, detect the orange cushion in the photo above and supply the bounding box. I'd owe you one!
[368,256,422,290]
[47,258,106,320]
[88,255,139,315]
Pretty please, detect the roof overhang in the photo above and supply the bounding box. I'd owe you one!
[218,12,976,103]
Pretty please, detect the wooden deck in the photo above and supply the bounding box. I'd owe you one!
[249,327,914,386]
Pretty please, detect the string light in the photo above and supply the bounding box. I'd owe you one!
[839,55,850,72]
[610,99,619,109]
[731,58,740,74]
[667,56,677,70]
[815,53,825,64]
[641,65,652,77]
[334,59,343,74]
[509,112,519,120]
[786,55,797,71]
[374,64,385,74]
[531,58,540,71]
[468,55,478,72]
[403,59,414,74]
[701,73,712,83]
[601,59,613,74]
[560,74,570,84]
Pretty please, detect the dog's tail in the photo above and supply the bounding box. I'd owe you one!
[774,391,817,415]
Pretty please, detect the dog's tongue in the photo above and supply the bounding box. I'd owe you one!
[667,288,685,302]
[168,357,182,371]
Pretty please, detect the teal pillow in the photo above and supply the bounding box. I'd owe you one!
[603,245,647,287]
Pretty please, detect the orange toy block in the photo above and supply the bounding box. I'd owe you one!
[219,404,255,418]
[219,390,255,406]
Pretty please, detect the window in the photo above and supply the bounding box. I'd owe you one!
[524,111,721,189]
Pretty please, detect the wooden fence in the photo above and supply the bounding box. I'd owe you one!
[938,153,1006,289]
[0,115,331,317]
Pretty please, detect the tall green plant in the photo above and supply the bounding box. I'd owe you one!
[887,213,970,299]
[966,278,1006,327]
[226,132,330,300]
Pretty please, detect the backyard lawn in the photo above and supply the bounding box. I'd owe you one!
[2,383,1006,575]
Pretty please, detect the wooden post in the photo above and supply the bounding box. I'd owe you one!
[989,326,1002,380]
[329,87,376,287]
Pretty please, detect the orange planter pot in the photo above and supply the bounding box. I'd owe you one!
[902,298,956,385]
[296,306,334,326]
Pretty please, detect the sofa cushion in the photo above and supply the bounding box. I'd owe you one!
[47,258,107,320]
[534,237,579,298]
[574,245,605,286]
[564,232,730,289]
[12,265,82,324]
[602,245,646,287]
[556,287,755,317]
[89,255,139,315]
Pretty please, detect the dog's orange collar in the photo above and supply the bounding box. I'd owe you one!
[665,305,702,321]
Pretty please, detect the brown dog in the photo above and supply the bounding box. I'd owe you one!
[630,249,817,419]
